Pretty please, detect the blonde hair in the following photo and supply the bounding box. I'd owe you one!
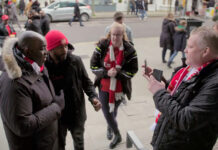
[179,20,187,27]
[106,22,129,41]
[166,13,174,20]
[191,26,218,55]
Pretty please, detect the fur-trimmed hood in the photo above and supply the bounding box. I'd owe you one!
[1,37,22,79]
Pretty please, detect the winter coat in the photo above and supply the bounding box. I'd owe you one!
[0,38,62,150]
[0,23,16,47]
[74,3,80,18]
[19,0,26,11]
[137,0,148,10]
[160,18,176,50]
[90,39,138,100]
[151,60,218,150]
[9,3,19,24]
[40,14,50,36]
[173,26,186,52]
[25,15,42,34]
[45,51,98,126]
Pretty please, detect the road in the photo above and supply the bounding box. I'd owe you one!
[49,17,213,43]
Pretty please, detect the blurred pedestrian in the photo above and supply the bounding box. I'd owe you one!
[105,11,134,45]
[143,26,218,150]
[91,23,138,149]
[45,1,48,7]
[25,10,42,34]
[19,0,26,16]
[160,13,176,63]
[167,20,187,68]
[9,1,22,30]
[130,0,136,15]
[0,31,65,150]
[31,0,41,13]
[68,2,84,27]
[0,15,16,47]
[40,10,50,36]
[45,30,101,150]
[24,0,33,16]
[137,0,148,20]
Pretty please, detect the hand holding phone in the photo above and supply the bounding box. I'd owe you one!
[152,69,163,82]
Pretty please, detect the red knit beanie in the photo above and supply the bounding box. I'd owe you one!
[45,30,68,51]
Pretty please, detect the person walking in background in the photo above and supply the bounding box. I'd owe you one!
[0,15,16,47]
[174,0,179,15]
[40,10,50,36]
[160,13,176,63]
[8,1,22,30]
[25,10,42,34]
[68,1,84,27]
[167,19,187,68]
[45,30,101,150]
[0,31,65,150]
[19,0,25,16]
[105,12,134,45]
[143,26,218,150]
[129,0,136,15]
[24,0,32,16]
[31,0,41,13]
[91,23,138,149]
[137,0,148,20]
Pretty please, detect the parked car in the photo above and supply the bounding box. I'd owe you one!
[42,1,92,22]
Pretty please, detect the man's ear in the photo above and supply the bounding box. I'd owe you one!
[202,47,210,58]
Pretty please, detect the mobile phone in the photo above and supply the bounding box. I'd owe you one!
[152,69,163,82]
[144,59,149,74]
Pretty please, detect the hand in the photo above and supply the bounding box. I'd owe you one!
[142,65,153,77]
[92,98,101,111]
[28,19,32,23]
[107,67,117,77]
[144,75,165,94]
[54,90,65,110]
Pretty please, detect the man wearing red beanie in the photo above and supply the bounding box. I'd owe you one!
[45,30,101,150]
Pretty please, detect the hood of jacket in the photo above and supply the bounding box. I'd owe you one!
[2,37,22,79]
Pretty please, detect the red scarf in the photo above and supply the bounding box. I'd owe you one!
[24,57,44,72]
[101,41,124,112]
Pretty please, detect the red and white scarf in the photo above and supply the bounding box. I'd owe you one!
[151,60,216,130]
[24,56,44,74]
[102,41,124,112]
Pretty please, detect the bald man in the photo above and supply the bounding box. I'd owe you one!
[0,31,64,150]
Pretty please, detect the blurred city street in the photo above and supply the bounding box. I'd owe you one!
[0,14,217,150]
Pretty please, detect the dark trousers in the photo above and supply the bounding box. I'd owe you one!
[69,15,83,26]
[58,122,85,150]
[99,90,122,133]
[162,46,174,62]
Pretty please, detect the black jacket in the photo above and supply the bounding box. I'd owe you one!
[160,18,176,50]
[151,60,218,150]
[0,38,61,150]
[90,39,138,100]
[25,15,42,35]
[173,26,186,52]
[0,23,16,47]
[40,14,50,36]
[45,52,98,126]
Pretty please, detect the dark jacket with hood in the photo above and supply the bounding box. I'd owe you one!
[45,47,98,126]
[160,18,176,50]
[0,38,62,150]
[90,39,138,100]
[151,60,218,150]
[173,26,187,52]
